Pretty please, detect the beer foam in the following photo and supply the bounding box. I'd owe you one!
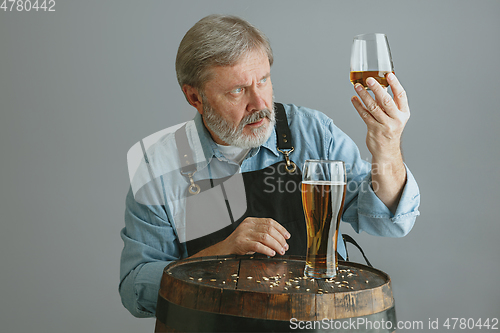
[302,180,346,185]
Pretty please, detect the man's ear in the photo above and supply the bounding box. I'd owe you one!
[182,85,204,115]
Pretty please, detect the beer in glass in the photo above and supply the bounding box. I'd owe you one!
[301,160,346,278]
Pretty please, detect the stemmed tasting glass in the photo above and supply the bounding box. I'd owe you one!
[350,33,394,90]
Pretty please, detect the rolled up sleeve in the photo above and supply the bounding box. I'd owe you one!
[119,188,185,318]
[349,164,420,237]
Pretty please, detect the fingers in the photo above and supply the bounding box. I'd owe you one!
[353,81,389,124]
[263,221,291,255]
[352,74,409,122]
[351,74,410,159]
[271,219,291,242]
[369,77,401,119]
[252,218,290,256]
[232,218,290,256]
[386,73,409,113]
[351,94,380,126]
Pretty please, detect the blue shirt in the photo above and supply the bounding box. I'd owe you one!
[119,103,420,318]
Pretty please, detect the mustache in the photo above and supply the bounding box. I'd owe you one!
[239,108,274,127]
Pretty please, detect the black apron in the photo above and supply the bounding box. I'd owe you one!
[176,103,356,262]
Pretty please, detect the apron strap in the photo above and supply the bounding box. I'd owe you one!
[274,103,297,173]
[174,124,195,175]
[274,103,293,150]
[342,234,373,267]
[175,124,202,195]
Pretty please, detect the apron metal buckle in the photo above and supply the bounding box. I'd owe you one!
[187,173,201,195]
[277,147,297,174]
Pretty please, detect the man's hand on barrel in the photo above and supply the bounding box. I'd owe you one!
[190,217,291,258]
[224,218,291,256]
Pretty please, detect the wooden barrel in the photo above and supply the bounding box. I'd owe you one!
[154,255,396,332]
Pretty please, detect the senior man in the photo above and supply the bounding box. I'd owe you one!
[119,14,420,317]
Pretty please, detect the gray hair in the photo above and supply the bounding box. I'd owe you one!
[175,14,273,92]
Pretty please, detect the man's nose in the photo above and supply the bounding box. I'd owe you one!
[247,86,267,112]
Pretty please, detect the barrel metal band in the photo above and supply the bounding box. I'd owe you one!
[156,296,396,332]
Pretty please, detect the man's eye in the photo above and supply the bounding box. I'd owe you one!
[260,77,267,84]
[232,87,243,94]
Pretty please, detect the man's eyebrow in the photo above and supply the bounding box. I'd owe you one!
[245,72,271,85]
[228,72,271,90]
[261,72,271,80]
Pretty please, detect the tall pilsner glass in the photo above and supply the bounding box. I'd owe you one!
[301,160,346,278]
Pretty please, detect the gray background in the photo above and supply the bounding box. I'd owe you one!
[1,0,499,332]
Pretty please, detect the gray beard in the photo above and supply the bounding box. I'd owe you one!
[202,99,276,149]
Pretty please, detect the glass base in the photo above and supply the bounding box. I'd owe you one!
[304,264,337,279]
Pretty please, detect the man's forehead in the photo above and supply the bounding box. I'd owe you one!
[208,53,270,88]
